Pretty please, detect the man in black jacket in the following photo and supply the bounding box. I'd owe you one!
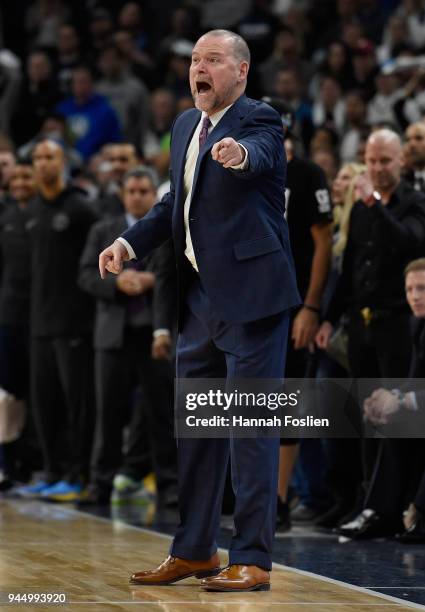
[338,258,425,540]
[17,139,98,501]
[316,128,425,521]
[79,167,176,505]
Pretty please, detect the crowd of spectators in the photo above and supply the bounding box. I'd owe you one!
[0,0,425,541]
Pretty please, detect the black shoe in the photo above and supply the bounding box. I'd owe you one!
[0,476,14,492]
[78,485,111,506]
[276,497,291,532]
[291,503,321,523]
[315,502,352,529]
[395,514,425,544]
[336,509,393,540]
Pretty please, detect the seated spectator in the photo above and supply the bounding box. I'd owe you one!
[87,8,115,56]
[259,27,314,97]
[309,41,354,99]
[236,0,281,63]
[312,76,345,135]
[403,121,425,192]
[57,65,122,160]
[396,0,425,51]
[24,0,71,49]
[0,49,22,137]
[273,68,313,151]
[367,71,404,128]
[96,44,149,145]
[312,149,339,185]
[78,167,177,506]
[55,23,85,95]
[118,2,152,55]
[377,15,409,64]
[340,90,368,162]
[351,39,378,100]
[309,126,340,159]
[163,40,193,99]
[394,66,425,129]
[141,89,176,180]
[113,29,156,89]
[0,146,16,201]
[17,113,83,172]
[96,143,140,217]
[12,50,62,147]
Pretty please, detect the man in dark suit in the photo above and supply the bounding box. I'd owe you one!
[79,167,176,505]
[99,29,300,592]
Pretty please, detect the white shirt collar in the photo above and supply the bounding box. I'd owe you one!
[202,103,233,128]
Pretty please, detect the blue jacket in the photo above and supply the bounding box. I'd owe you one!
[57,94,121,160]
[122,94,300,324]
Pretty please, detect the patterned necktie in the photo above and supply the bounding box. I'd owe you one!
[199,116,211,148]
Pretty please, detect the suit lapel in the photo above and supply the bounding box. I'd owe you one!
[174,110,201,200]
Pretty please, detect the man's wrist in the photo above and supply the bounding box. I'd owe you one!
[116,237,136,260]
[390,388,417,411]
[303,303,320,315]
[230,143,249,170]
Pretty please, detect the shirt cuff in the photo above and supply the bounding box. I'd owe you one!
[405,391,418,411]
[116,237,136,260]
[230,143,249,170]
[153,329,171,338]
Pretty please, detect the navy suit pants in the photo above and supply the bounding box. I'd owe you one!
[170,271,289,570]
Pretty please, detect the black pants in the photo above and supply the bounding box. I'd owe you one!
[91,326,176,492]
[31,335,94,483]
[415,469,425,513]
[348,312,412,480]
[348,312,414,516]
[365,439,425,527]
[0,324,39,480]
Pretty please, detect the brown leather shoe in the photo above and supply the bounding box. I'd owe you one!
[200,564,270,591]
[129,553,221,585]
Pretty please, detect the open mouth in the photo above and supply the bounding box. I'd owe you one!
[196,81,212,94]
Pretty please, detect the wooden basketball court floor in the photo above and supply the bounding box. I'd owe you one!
[0,498,424,611]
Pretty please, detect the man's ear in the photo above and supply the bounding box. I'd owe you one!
[238,61,249,83]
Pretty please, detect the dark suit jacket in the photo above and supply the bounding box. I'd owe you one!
[79,215,175,350]
[121,95,300,325]
[405,317,425,413]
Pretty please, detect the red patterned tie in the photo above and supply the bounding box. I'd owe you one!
[199,116,211,148]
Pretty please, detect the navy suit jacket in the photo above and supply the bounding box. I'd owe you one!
[121,94,300,324]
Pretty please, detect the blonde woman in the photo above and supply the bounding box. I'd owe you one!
[312,162,366,530]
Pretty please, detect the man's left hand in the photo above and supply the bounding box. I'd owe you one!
[212,138,245,168]
[363,388,400,424]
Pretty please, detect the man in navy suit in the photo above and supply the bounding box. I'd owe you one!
[99,29,300,592]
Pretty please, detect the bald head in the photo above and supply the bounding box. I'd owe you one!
[201,30,251,64]
[367,128,402,151]
[365,128,402,194]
